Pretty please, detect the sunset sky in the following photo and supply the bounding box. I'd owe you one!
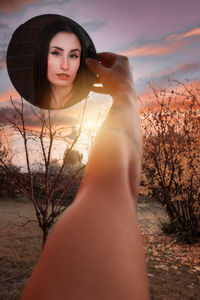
[0,0,200,125]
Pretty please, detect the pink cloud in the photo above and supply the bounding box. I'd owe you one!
[0,89,20,104]
[150,62,200,80]
[119,27,200,58]
[181,27,200,39]
[119,40,188,57]
[138,79,200,112]
[0,0,35,13]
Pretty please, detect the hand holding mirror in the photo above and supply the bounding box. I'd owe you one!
[6,14,97,110]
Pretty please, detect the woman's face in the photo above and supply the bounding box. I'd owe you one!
[47,31,81,88]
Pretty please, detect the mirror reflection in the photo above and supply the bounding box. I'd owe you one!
[6,14,97,110]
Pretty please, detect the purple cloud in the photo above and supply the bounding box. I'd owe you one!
[0,99,78,129]
[118,27,200,57]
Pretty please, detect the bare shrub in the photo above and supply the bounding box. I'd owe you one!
[0,136,21,199]
[141,81,200,243]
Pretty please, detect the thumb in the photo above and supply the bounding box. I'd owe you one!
[85,58,103,76]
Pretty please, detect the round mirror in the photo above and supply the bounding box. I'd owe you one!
[6,14,97,110]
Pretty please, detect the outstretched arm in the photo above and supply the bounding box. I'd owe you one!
[21,53,149,300]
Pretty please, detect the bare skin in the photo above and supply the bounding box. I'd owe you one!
[21,52,150,300]
[47,31,81,109]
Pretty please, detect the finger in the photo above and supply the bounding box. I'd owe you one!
[86,52,119,73]
[85,58,105,76]
[97,52,122,67]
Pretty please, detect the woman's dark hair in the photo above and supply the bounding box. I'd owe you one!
[33,16,97,109]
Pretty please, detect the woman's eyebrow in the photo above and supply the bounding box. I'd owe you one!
[71,48,81,53]
[50,46,63,51]
[49,46,81,52]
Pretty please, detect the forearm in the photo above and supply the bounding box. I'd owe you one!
[85,53,143,168]
[106,90,142,158]
[83,89,142,198]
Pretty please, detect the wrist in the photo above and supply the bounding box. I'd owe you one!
[112,86,137,104]
[111,77,136,97]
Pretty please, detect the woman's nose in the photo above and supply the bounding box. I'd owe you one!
[61,56,69,70]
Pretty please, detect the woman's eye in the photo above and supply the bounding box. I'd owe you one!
[70,54,79,59]
[51,51,60,56]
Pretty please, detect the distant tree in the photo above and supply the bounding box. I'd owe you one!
[0,135,21,199]
[0,137,9,199]
[63,148,84,174]
[0,98,87,246]
[48,158,61,175]
[141,80,200,243]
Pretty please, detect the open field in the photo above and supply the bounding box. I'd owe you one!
[0,196,200,299]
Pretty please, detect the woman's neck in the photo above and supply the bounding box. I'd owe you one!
[50,84,73,109]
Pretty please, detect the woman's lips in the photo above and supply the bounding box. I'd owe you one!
[57,74,70,79]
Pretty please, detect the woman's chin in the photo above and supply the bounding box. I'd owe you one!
[52,82,71,87]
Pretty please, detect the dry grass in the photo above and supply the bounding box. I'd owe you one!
[0,196,199,299]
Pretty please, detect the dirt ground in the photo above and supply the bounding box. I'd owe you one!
[0,196,199,300]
